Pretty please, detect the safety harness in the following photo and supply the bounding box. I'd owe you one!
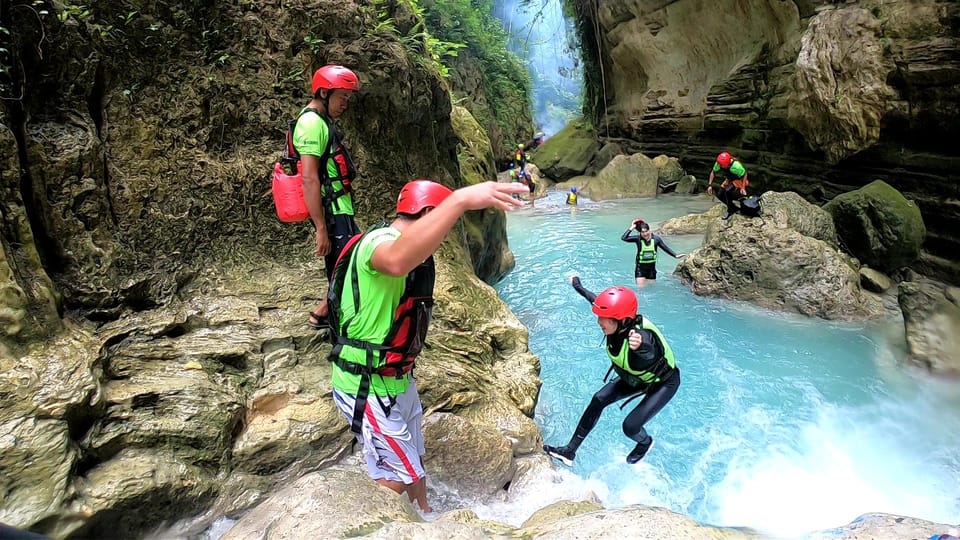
[285,108,357,215]
[326,228,435,434]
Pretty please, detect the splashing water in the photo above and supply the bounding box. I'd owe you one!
[479,192,960,536]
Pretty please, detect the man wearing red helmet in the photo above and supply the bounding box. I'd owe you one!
[329,179,526,513]
[295,65,363,329]
[544,276,680,466]
[707,151,749,220]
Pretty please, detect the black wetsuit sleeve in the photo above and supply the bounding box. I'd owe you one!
[571,277,597,303]
[654,235,679,258]
[621,228,639,243]
[627,329,664,372]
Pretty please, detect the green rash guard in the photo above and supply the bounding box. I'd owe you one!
[331,227,409,396]
[292,109,355,216]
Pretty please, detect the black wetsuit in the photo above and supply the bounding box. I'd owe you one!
[563,278,681,451]
[620,230,680,280]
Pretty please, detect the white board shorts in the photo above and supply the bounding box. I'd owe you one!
[333,378,426,485]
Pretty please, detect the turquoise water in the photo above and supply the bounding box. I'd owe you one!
[488,192,960,536]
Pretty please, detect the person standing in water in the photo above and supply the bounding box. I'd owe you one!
[621,219,686,288]
[566,186,579,206]
[544,277,681,465]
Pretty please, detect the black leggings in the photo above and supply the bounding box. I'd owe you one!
[568,368,680,448]
[715,185,741,214]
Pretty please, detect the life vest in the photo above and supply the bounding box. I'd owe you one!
[566,192,578,205]
[326,227,435,434]
[606,317,676,389]
[515,150,525,163]
[274,108,358,221]
[637,238,657,264]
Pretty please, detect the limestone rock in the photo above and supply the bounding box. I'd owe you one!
[787,7,896,163]
[898,280,960,374]
[823,180,926,272]
[422,413,516,499]
[585,141,623,176]
[521,499,604,529]
[0,417,74,530]
[516,505,758,539]
[653,154,685,187]
[805,512,954,540]
[220,469,421,540]
[660,204,727,235]
[0,122,60,346]
[584,153,659,201]
[459,399,542,456]
[676,174,699,195]
[676,193,883,319]
[67,449,217,539]
[860,267,892,292]
[532,120,599,181]
[451,105,514,283]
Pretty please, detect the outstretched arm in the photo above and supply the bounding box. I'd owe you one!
[570,276,596,303]
[654,235,685,259]
[371,182,527,276]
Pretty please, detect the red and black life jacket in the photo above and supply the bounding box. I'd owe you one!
[282,108,358,212]
[326,227,435,434]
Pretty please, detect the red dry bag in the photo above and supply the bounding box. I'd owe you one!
[271,159,309,223]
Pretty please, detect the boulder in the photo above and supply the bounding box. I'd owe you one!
[660,204,727,235]
[516,505,758,539]
[675,192,883,320]
[653,154,685,187]
[422,413,516,500]
[823,180,926,273]
[787,7,896,163]
[676,174,699,195]
[859,267,892,293]
[220,469,421,540]
[583,153,659,201]
[530,119,599,181]
[898,281,960,374]
[585,141,623,176]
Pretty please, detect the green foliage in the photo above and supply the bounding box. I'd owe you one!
[420,0,531,138]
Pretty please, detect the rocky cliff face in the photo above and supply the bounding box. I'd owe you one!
[0,0,539,536]
[571,0,960,283]
[0,0,517,349]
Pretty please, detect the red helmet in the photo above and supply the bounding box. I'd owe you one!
[311,65,360,95]
[591,286,638,321]
[716,151,733,168]
[397,180,453,216]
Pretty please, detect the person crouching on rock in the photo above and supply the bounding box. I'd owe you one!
[707,151,749,220]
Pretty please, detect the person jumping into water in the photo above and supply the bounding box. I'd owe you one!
[544,277,681,465]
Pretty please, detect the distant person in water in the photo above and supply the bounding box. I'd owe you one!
[544,277,681,465]
[621,219,686,288]
[707,151,749,220]
[566,186,578,206]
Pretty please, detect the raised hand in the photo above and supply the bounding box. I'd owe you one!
[628,329,643,350]
[453,181,527,212]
